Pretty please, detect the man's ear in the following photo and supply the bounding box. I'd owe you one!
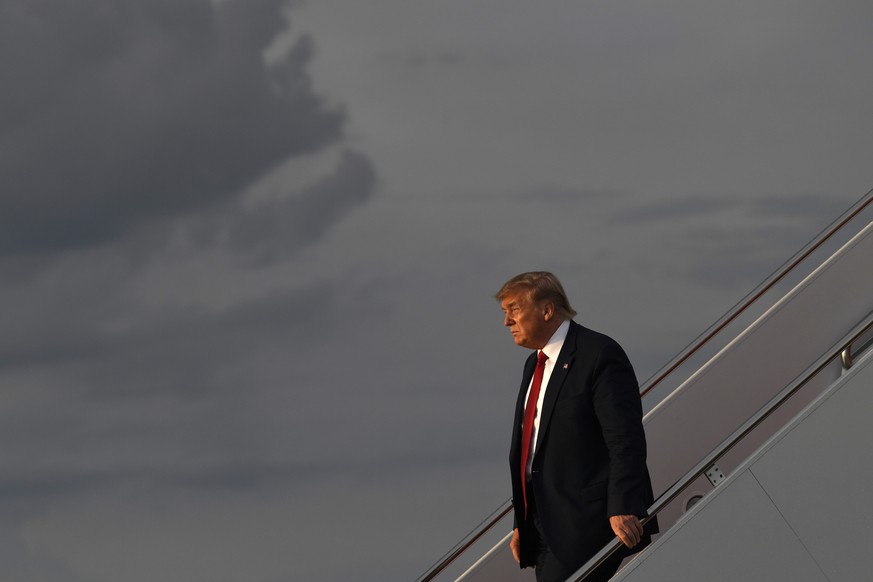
[542,302,555,321]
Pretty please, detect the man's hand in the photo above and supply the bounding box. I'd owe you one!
[510,528,521,564]
[609,514,643,548]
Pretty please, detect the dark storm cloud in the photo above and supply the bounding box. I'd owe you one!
[0,0,344,254]
[0,278,346,510]
[192,148,377,262]
[0,0,379,536]
[0,275,337,381]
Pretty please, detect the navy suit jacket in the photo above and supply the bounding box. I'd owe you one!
[509,320,657,570]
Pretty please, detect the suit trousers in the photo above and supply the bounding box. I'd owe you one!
[527,483,622,582]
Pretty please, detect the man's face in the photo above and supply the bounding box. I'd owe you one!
[500,292,553,350]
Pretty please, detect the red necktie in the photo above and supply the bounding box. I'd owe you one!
[520,350,548,519]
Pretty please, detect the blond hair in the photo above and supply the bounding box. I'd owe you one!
[496,271,577,320]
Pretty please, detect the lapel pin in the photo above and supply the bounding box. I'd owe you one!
[563,363,569,369]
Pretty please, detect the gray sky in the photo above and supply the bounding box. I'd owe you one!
[1,1,871,580]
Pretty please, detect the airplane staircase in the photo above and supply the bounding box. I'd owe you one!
[417,190,873,582]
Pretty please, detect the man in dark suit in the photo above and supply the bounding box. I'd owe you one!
[497,271,656,582]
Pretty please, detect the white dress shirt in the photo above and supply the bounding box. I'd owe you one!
[523,318,570,478]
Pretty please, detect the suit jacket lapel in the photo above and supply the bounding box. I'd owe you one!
[533,321,579,459]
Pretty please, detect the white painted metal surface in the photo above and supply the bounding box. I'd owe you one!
[614,347,873,581]
[644,220,873,520]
